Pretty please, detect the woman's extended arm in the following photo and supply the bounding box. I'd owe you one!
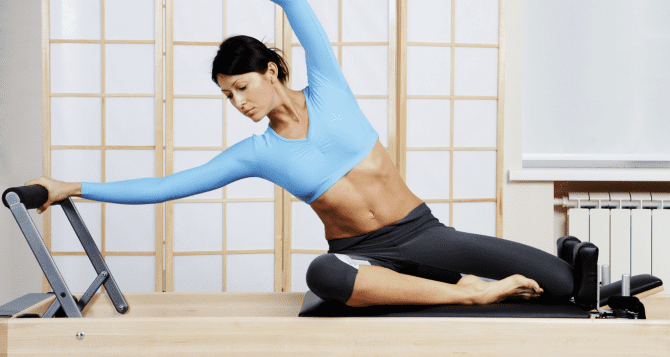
[80,137,258,205]
[270,0,348,89]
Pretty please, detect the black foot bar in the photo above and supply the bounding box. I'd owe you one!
[2,185,128,318]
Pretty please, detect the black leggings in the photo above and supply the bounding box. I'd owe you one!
[305,202,574,304]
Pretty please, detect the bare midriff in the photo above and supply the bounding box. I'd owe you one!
[278,91,424,241]
[310,139,424,241]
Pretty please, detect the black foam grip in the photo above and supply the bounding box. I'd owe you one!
[2,185,49,210]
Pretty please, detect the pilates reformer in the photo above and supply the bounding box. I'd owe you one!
[1,185,668,356]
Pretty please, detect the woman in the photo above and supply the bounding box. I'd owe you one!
[27,0,575,307]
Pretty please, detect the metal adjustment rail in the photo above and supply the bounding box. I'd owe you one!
[2,185,128,318]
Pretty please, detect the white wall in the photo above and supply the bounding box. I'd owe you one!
[522,0,670,158]
[502,0,555,254]
[0,0,46,306]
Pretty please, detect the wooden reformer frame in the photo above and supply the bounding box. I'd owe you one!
[2,185,670,356]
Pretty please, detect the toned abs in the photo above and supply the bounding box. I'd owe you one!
[278,91,423,241]
[310,139,424,240]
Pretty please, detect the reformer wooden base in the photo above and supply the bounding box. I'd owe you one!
[2,292,670,357]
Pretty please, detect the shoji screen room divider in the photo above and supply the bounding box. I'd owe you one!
[42,0,504,294]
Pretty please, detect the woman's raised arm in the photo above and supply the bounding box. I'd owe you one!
[270,0,349,89]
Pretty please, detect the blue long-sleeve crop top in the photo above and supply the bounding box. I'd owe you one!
[81,0,379,205]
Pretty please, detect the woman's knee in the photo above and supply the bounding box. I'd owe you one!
[305,253,362,304]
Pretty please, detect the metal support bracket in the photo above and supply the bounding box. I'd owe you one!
[5,192,128,318]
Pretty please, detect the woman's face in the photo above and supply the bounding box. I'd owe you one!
[217,66,276,122]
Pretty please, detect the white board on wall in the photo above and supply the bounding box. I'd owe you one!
[522,0,670,168]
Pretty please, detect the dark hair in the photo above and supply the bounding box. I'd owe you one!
[211,35,290,87]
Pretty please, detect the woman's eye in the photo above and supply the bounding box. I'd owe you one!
[226,86,246,99]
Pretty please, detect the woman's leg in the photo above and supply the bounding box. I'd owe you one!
[305,252,542,307]
[395,224,575,299]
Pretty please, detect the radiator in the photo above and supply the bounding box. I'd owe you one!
[555,192,670,294]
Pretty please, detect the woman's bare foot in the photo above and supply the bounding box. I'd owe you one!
[458,274,544,305]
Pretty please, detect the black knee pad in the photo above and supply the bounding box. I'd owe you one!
[306,253,371,304]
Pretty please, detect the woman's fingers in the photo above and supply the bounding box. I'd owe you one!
[25,176,45,186]
[23,177,59,214]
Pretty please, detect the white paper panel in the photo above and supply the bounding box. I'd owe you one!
[406,99,450,148]
[227,0,275,44]
[652,210,670,294]
[173,45,221,95]
[568,208,589,241]
[356,99,388,147]
[406,151,449,200]
[407,46,450,96]
[174,98,223,147]
[50,0,101,40]
[291,253,321,292]
[106,44,155,94]
[589,208,611,267]
[51,202,101,252]
[610,209,631,280]
[291,45,340,92]
[106,150,155,183]
[105,256,156,292]
[51,97,102,146]
[454,47,498,96]
[173,255,222,292]
[452,151,496,199]
[52,256,98,294]
[425,202,450,228]
[173,150,222,199]
[292,0,337,44]
[631,209,652,275]
[105,0,154,41]
[453,100,497,147]
[173,0,223,43]
[291,201,328,250]
[226,177,275,199]
[407,0,451,43]
[342,0,388,42]
[51,150,101,183]
[106,97,155,146]
[341,46,388,96]
[105,204,156,252]
[226,101,271,144]
[226,202,274,251]
[50,44,101,93]
[452,202,496,237]
[173,203,222,252]
[226,254,274,292]
[455,0,499,44]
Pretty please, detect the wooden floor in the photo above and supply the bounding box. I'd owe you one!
[2,292,669,356]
